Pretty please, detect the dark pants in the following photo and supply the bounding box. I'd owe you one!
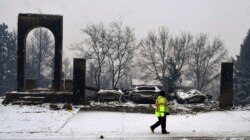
[151,114,166,132]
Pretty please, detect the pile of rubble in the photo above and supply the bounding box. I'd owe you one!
[79,99,219,114]
[169,100,219,114]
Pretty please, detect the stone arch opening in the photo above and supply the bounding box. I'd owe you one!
[25,27,55,89]
[17,13,63,91]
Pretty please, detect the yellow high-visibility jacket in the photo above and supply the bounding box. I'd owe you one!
[155,96,169,117]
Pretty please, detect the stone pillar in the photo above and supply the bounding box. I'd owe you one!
[17,19,26,91]
[53,19,63,91]
[219,62,234,109]
[17,13,63,91]
[73,59,86,104]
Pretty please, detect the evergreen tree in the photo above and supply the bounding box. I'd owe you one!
[0,23,17,95]
[235,29,250,105]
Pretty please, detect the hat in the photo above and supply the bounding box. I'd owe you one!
[159,91,166,96]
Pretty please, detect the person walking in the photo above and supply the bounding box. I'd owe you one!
[150,90,170,134]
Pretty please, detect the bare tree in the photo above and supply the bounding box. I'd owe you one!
[26,27,54,87]
[166,32,192,92]
[107,21,137,89]
[86,62,97,88]
[62,57,72,79]
[72,21,137,89]
[186,34,227,92]
[139,27,191,92]
[72,23,110,88]
[139,27,171,92]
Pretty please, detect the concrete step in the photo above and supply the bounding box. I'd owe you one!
[3,92,73,105]
[11,100,43,105]
[19,96,46,102]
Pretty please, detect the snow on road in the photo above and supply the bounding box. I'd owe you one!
[59,111,250,138]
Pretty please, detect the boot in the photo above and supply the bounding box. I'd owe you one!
[162,130,170,134]
[150,126,154,133]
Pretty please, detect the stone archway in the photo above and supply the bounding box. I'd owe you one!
[17,13,63,91]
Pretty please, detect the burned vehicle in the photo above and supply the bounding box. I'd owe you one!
[96,89,124,102]
[174,89,207,104]
[129,86,161,104]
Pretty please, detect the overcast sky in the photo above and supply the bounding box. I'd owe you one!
[1,0,250,60]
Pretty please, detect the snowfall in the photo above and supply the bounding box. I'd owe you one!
[0,97,250,140]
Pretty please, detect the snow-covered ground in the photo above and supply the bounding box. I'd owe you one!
[1,98,250,139]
